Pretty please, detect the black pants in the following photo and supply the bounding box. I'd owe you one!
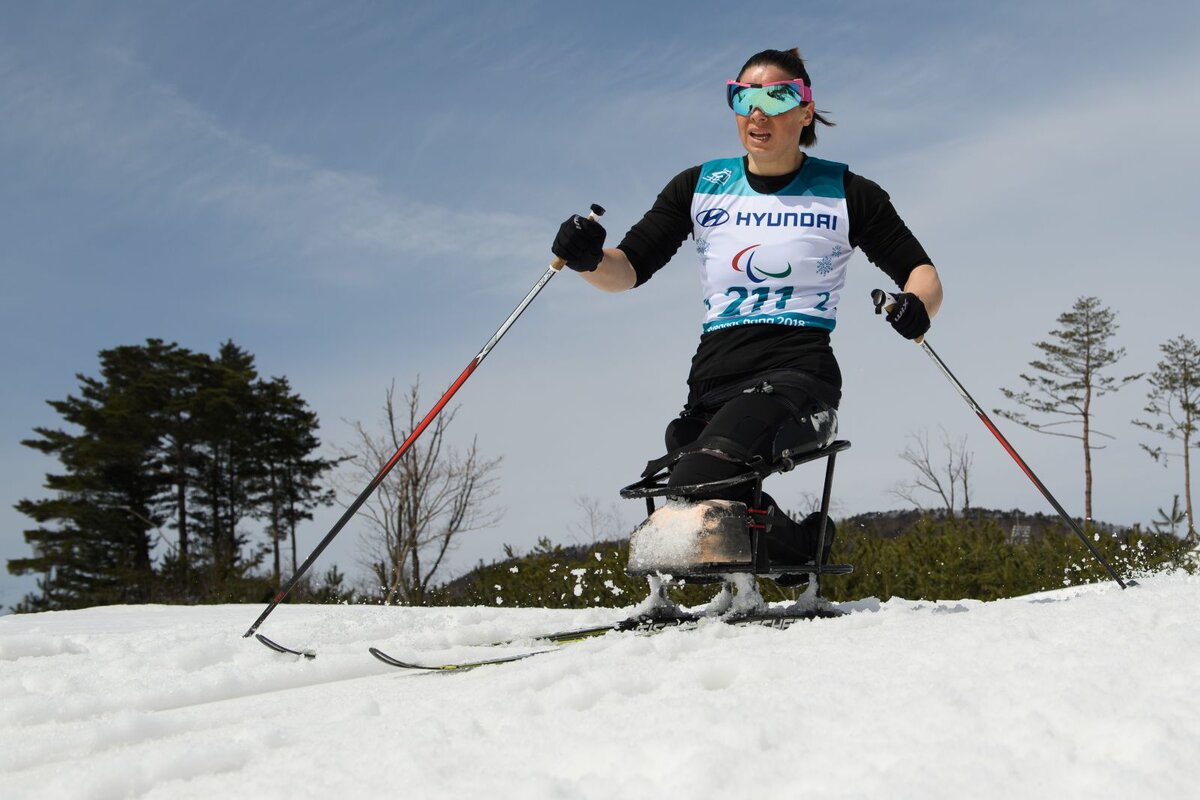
[659,375,837,563]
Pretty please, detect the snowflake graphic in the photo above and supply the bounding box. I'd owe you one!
[816,244,843,275]
[695,238,711,257]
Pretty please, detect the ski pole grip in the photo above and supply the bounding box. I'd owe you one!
[871,288,925,344]
[871,288,900,315]
[551,203,607,271]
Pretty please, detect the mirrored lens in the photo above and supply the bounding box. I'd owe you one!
[727,83,805,117]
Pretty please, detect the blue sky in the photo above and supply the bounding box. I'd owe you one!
[3,0,1198,609]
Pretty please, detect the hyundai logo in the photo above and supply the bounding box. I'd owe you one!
[695,208,730,228]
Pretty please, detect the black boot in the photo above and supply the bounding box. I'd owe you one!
[763,514,807,566]
[799,511,836,565]
[765,512,836,568]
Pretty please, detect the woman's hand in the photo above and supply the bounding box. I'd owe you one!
[552,215,607,272]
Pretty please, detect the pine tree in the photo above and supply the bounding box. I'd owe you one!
[1133,335,1200,543]
[995,297,1141,523]
[185,342,271,598]
[12,346,167,607]
[252,375,338,585]
[143,340,207,590]
[12,340,338,609]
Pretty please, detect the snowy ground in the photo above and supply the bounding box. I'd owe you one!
[2,573,1198,800]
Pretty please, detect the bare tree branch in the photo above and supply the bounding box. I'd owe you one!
[889,427,973,517]
[568,495,626,546]
[337,380,503,604]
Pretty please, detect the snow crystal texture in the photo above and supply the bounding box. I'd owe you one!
[1,573,1198,799]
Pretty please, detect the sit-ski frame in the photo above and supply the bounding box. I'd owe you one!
[620,439,854,592]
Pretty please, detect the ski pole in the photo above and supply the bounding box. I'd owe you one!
[244,204,607,644]
[870,289,1132,589]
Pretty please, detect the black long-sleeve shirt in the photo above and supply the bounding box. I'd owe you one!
[616,157,933,406]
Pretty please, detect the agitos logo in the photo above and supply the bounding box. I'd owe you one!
[732,244,792,282]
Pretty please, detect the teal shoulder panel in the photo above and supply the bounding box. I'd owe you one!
[785,156,848,198]
[694,158,753,196]
[695,155,848,197]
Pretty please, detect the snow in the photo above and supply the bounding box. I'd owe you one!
[2,573,1198,799]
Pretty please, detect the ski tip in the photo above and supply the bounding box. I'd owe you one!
[255,633,317,659]
[368,645,552,671]
[368,646,453,671]
[368,646,412,667]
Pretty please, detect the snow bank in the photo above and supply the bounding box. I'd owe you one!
[2,573,1197,799]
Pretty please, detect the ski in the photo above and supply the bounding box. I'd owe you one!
[368,645,556,671]
[256,615,674,662]
[477,615,689,648]
[366,617,678,672]
[368,606,842,671]
[256,633,317,659]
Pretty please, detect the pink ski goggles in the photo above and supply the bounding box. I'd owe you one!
[726,79,812,117]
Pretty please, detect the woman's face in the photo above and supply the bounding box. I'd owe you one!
[735,63,814,173]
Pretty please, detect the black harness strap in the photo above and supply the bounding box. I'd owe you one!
[640,370,837,479]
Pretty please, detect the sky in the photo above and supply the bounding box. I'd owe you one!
[2,0,1198,609]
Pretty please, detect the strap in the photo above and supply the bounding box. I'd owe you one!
[642,370,836,478]
[687,369,840,416]
[640,444,756,480]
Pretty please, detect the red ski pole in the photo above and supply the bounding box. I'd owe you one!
[871,289,1132,589]
[246,205,606,653]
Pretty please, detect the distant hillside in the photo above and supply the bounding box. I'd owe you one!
[432,509,1178,607]
[839,507,1132,541]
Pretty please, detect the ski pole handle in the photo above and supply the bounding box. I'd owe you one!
[550,203,607,271]
[870,288,898,314]
[871,288,925,344]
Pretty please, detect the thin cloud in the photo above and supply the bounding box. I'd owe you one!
[0,44,548,287]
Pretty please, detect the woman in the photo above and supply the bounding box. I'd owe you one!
[552,48,943,567]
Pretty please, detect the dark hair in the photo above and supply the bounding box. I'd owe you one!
[737,47,834,148]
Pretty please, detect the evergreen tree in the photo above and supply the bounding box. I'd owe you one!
[183,342,264,597]
[11,340,337,610]
[144,339,208,592]
[12,346,167,607]
[1133,335,1200,543]
[1150,496,1187,538]
[252,375,338,585]
[995,297,1141,523]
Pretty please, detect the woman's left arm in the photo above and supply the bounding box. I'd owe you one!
[903,263,943,318]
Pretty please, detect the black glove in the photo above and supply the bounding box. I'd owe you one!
[885,292,930,340]
[552,214,606,272]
